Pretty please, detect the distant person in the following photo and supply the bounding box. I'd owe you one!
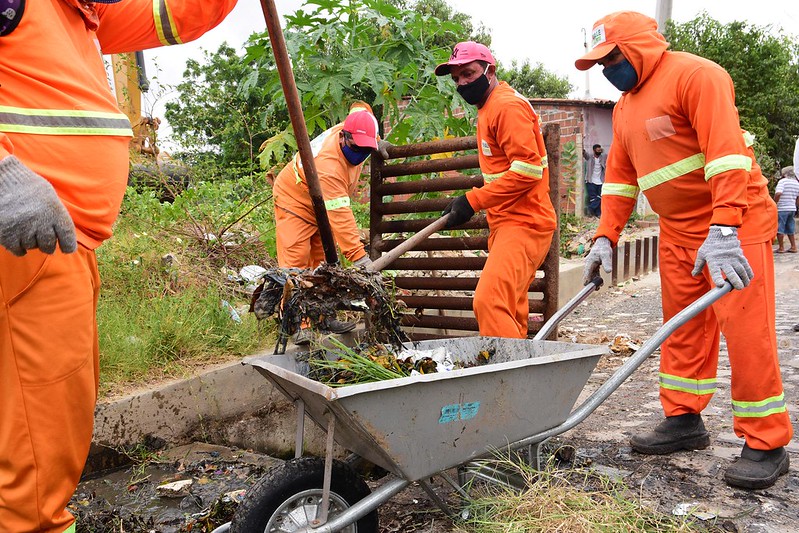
[272,102,380,344]
[583,143,607,216]
[0,1,239,531]
[774,165,799,253]
[435,41,557,338]
[577,11,791,490]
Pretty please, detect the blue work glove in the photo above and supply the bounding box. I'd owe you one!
[583,236,613,285]
[691,225,753,290]
[352,255,373,269]
[442,195,475,229]
[0,156,77,256]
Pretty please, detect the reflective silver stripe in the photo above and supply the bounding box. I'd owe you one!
[541,155,548,168]
[743,130,755,147]
[638,153,705,191]
[659,372,717,395]
[704,154,752,181]
[601,183,639,199]
[0,106,132,136]
[510,160,544,179]
[482,171,504,183]
[325,196,350,210]
[731,393,787,418]
[154,0,182,46]
[63,523,76,533]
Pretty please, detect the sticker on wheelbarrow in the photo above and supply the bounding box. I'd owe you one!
[438,401,480,423]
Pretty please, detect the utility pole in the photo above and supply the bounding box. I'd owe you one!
[655,0,673,32]
[581,28,591,99]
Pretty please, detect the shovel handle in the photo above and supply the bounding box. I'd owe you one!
[368,214,450,272]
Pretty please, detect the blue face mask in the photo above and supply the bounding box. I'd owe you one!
[603,58,638,92]
[341,144,371,166]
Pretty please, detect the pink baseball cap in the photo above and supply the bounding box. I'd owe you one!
[435,41,496,76]
[343,111,378,150]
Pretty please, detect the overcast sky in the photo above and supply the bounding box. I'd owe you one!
[138,1,798,145]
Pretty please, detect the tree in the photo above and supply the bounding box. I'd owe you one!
[164,43,277,173]
[665,13,799,175]
[497,60,573,98]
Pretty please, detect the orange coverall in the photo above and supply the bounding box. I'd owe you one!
[464,81,557,338]
[0,1,237,531]
[273,112,373,269]
[596,26,792,450]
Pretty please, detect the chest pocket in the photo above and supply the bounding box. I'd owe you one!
[1,0,25,36]
[646,115,677,142]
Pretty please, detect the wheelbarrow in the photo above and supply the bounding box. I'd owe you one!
[210,279,734,532]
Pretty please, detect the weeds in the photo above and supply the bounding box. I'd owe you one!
[457,454,709,533]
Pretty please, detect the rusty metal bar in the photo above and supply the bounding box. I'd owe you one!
[623,241,631,281]
[542,123,561,338]
[634,238,642,277]
[400,295,546,314]
[652,235,659,271]
[386,136,477,158]
[377,216,487,234]
[377,198,451,216]
[375,236,488,253]
[401,314,543,332]
[388,256,487,271]
[393,276,547,292]
[643,238,650,273]
[611,243,619,286]
[380,155,480,178]
[260,0,337,264]
[376,175,483,196]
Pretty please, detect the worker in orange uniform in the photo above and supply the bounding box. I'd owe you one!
[434,42,557,338]
[273,103,381,343]
[577,11,792,489]
[0,1,238,531]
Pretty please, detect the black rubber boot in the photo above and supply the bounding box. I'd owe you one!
[324,318,356,334]
[630,413,711,455]
[724,444,789,490]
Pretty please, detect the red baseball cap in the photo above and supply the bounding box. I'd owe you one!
[435,41,496,76]
[575,11,658,71]
[343,110,378,150]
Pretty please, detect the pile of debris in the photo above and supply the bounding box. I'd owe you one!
[250,263,407,353]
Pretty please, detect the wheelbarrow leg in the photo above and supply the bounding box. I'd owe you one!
[417,478,457,519]
[294,398,305,459]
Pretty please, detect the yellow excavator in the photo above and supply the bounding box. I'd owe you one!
[111,52,188,201]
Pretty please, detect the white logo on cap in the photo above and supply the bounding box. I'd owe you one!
[591,24,607,48]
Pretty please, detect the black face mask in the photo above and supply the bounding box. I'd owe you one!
[457,67,490,106]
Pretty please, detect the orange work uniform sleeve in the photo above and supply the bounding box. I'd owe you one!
[95,0,239,52]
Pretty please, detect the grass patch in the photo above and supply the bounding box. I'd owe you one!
[457,455,708,533]
[95,183,276,398]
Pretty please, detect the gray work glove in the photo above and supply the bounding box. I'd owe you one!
[0,156,77,256]
[352,255,373,269]
[376,139,393,159]
[691,225,753,290]
[583,236,613,285]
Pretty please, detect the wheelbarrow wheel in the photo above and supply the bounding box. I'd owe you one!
[230,456,378,533]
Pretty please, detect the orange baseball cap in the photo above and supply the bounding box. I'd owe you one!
[343,111,378,150]
[575,11,658,71]
[435,41,496,76]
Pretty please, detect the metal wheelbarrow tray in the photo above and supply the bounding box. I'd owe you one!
[246,335,605,483]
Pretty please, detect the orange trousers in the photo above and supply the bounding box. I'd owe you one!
[275,204,325,269]
[659,239,792,450]
[0,246,100,533]
[473,226,553,338]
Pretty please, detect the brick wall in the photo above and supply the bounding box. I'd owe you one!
[533,102,585,215]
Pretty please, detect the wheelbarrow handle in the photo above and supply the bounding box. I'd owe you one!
[516,280,734,447]
[533,276,603,341]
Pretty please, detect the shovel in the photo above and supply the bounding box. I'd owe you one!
[368,213,451,272]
